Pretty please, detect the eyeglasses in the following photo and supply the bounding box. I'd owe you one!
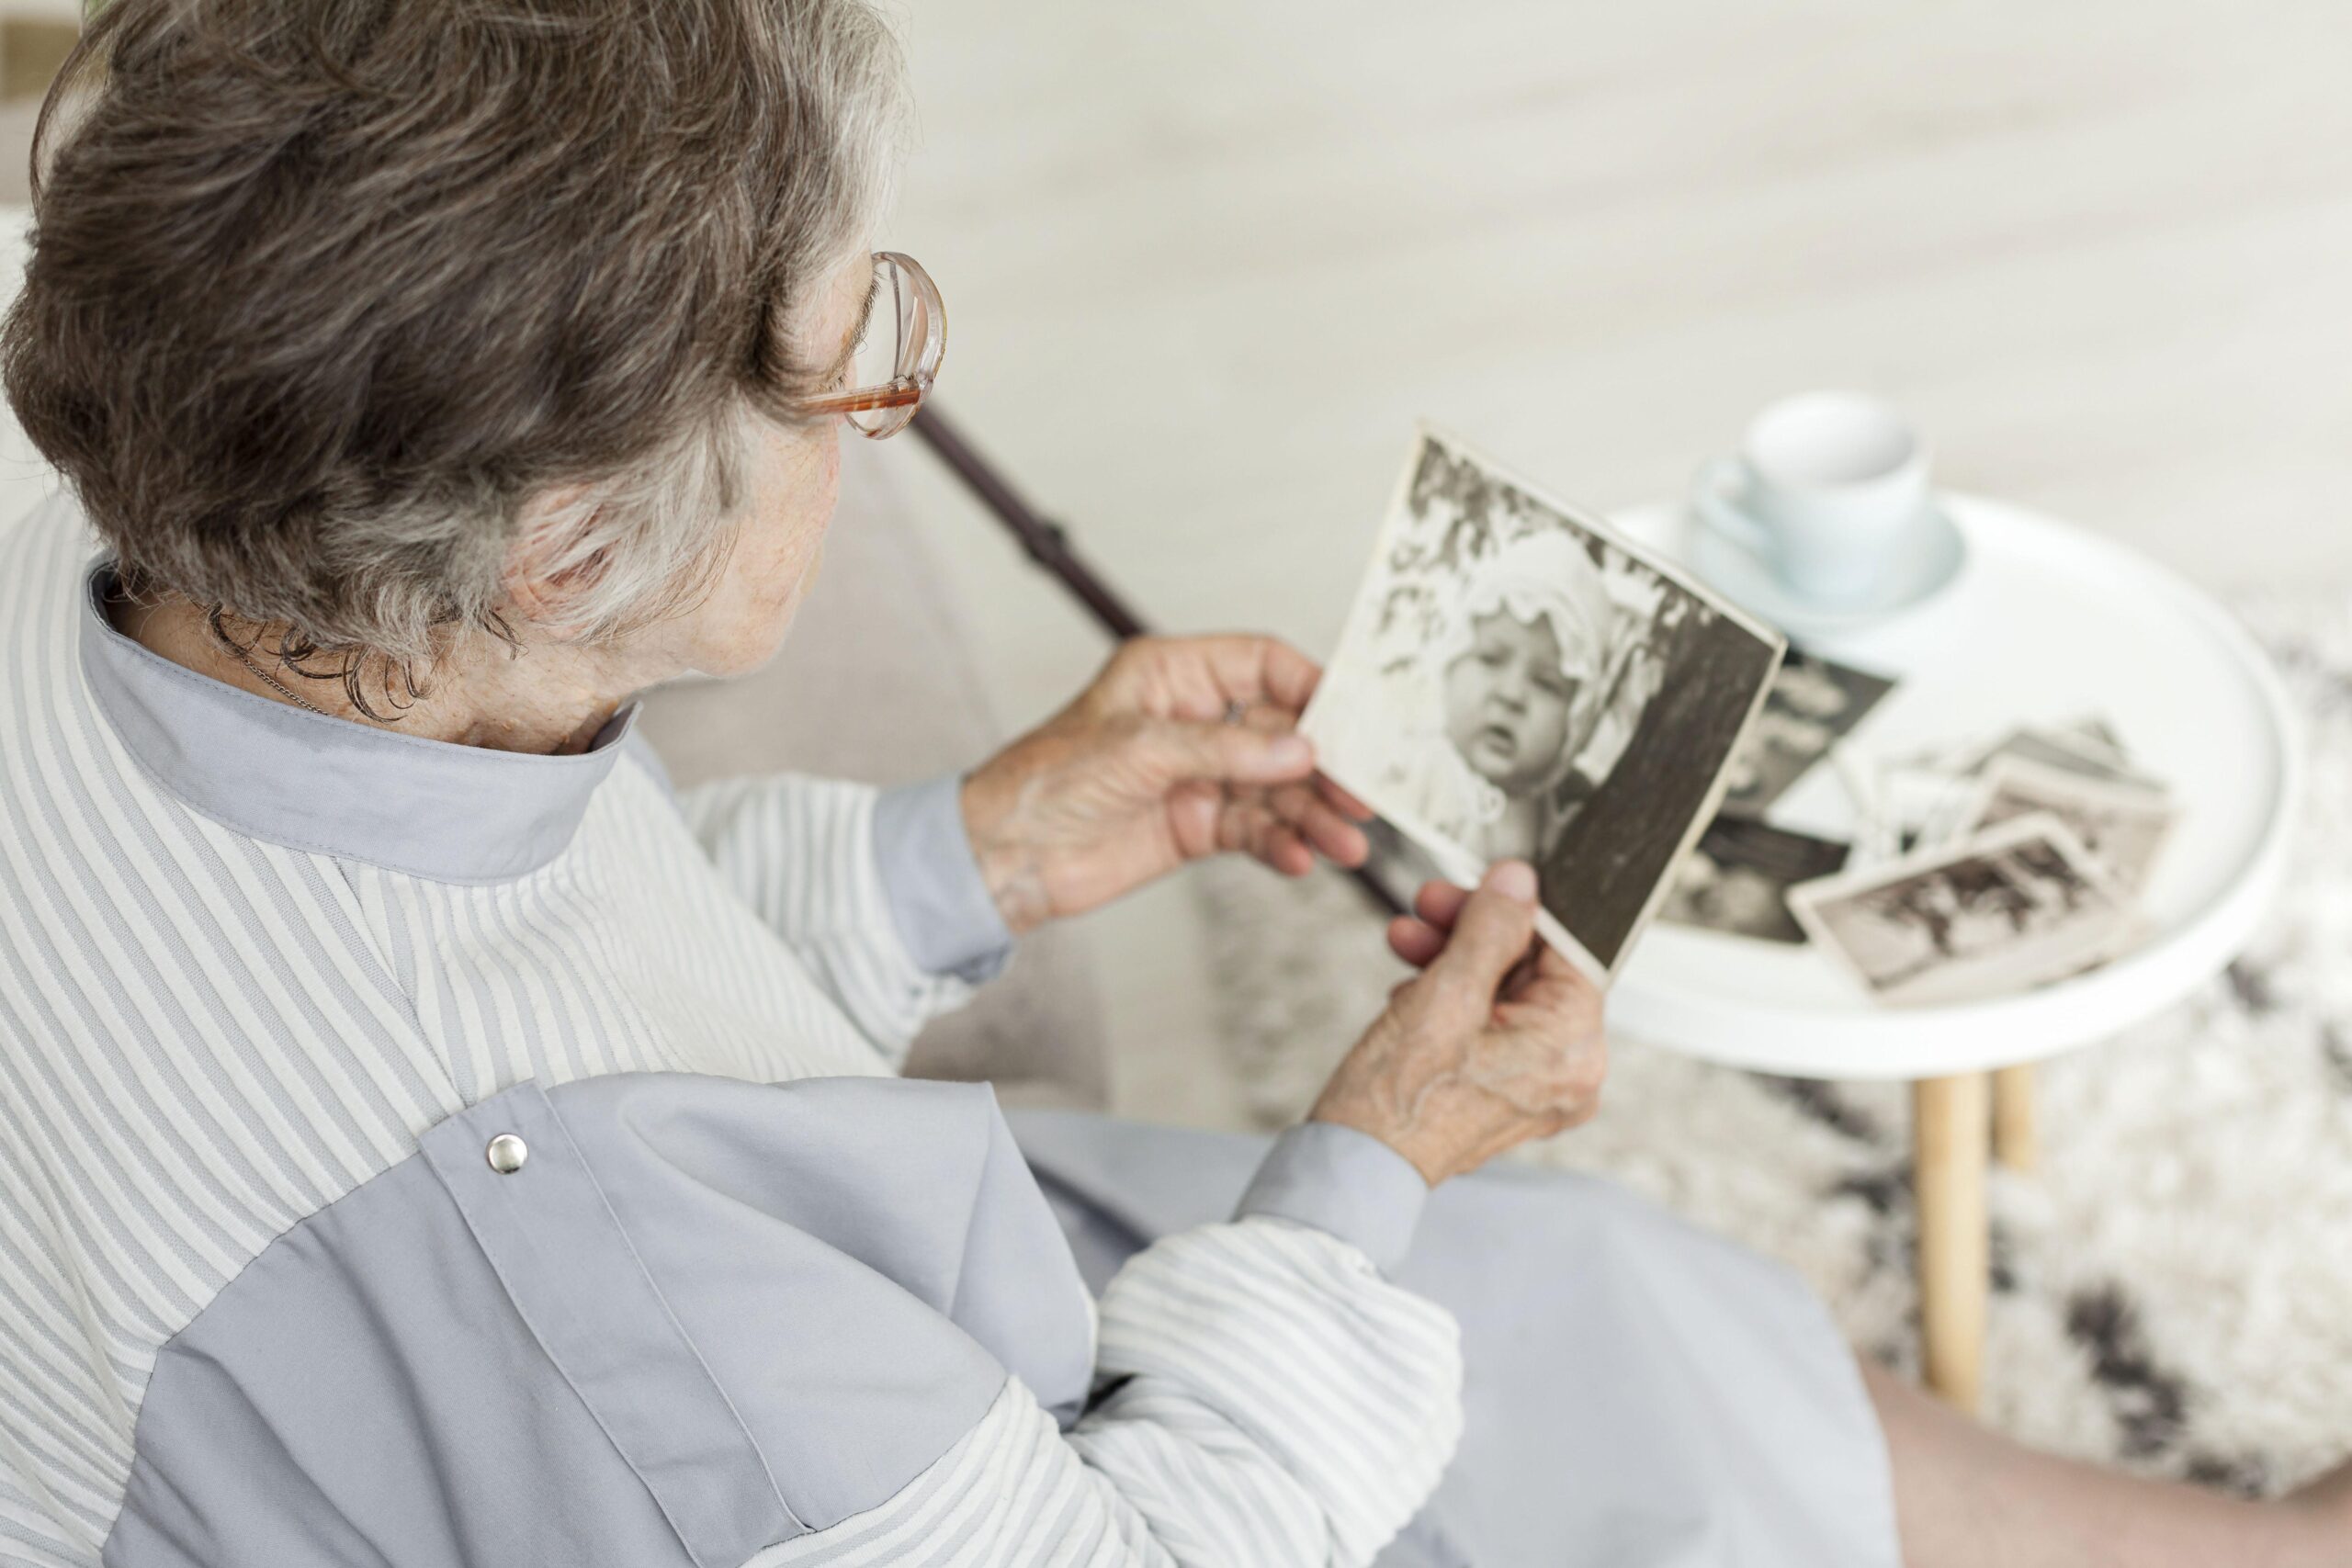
[793,250,944,441]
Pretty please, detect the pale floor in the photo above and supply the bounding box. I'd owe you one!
[875,0,2352,1122]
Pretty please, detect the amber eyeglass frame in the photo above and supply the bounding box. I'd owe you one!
[793,251,945,441]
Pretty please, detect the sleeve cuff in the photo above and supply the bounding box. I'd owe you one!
[1234,1122,1430,1275]
[872,773,1016,986]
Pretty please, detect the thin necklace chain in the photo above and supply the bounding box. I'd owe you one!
[207,613,331,716]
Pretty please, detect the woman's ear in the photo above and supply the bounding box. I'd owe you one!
[503,484,611,637]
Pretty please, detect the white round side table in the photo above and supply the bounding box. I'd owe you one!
[1606,492,2303,1410]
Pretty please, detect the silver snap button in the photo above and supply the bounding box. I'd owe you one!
[485,1134,528,1175]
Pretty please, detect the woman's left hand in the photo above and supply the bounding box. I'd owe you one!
[959,635,1374,936]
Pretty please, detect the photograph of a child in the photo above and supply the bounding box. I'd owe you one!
[1417,530,1621,863]
[1302,426,1787,982]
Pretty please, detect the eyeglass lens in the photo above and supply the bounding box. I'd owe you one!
[845,255,913,435]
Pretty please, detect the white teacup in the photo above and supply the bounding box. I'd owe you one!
[1694,391,1932,609]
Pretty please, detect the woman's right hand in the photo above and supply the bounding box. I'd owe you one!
[1309,861,1608,1186]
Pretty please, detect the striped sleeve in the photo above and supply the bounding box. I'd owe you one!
[1072,1220,1464,1563]
[754,1217,1464,1568]
[0,1468,90,1568]
[675,773,990,1065]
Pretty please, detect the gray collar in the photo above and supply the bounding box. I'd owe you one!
[78,560,638,883]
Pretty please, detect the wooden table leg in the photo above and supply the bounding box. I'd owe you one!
[1914,1073,1990,1412]
[1993,1063,2037,1172]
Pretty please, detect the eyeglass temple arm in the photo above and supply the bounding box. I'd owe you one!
[908,401,1406,919]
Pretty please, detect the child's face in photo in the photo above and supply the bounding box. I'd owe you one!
[1443,609,1578,796]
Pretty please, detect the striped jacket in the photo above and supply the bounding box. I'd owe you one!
[0,496,1463,1568]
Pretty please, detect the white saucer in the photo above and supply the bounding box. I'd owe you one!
[1690,497,1968,639]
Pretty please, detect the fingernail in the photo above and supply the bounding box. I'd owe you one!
[1269,735,1311,770]
[1485,859,1537,902]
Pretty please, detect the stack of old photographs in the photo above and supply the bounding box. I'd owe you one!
[1657,649,2180,1007]
[1297,423,2176,1008]
[1787,721,2177,1006]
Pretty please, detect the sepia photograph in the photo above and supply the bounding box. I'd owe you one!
[1787,813,2133,1005]
[1301,425,1787,982]
[1951,755,2177,896]
[1719,649,1899,815]
[1659,817,1852,943]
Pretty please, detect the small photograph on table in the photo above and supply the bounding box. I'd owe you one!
[1718,649,1898,815]
[1302,424,1787,984]
[1949,756,2177,897]
[1787,813,2132,1006]
[1658,817,1851,944]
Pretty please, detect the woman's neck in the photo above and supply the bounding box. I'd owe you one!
[112,595,643,756]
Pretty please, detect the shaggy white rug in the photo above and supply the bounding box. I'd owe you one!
[1192,589,2352,1495]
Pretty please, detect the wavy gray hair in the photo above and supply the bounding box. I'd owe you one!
[4,0,909,712]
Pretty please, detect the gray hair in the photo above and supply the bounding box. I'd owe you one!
[5,0,910,712]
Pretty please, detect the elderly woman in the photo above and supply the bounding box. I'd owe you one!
[0,5,2345,1567]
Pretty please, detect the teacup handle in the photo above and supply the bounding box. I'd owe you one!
[1692,457,1776,559]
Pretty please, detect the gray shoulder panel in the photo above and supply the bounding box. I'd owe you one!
[419,1083,804,1562]
[108,1074,1095,1567]
[547,1073,1095,1500]
[110,1121,697,1568]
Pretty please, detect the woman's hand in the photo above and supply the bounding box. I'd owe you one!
[1310,862,1608,1185]
[960,635,1374,935]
